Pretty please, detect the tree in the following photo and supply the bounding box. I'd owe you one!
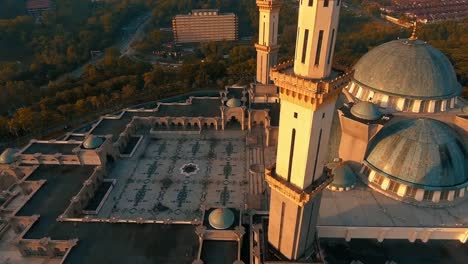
[104,47,119,66]
[122,84,136,100]
[74,99,88,115]
[10,107,39,133]
[0,115,9,138]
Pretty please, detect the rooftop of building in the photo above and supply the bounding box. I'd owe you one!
[22,142,80,155]
[26,0,53,10]
[16,165,97,238]
[251,103,280,126]
[318,181,468,228]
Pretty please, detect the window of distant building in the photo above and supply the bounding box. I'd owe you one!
[324,0,329,7]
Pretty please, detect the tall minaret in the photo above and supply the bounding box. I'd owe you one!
[255,0,281,84]
[266,0,349,260]
[294,0,341,79]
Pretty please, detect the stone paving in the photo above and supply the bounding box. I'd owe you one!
[99,131,248,221]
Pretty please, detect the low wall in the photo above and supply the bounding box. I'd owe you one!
[317,225,468,243]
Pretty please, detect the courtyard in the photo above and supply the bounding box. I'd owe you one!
[97,131,249,221]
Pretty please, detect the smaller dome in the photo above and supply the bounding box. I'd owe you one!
[366,118,467,189]
[0,148,17,164]
[351,101,382,121]
[329,162,357,190]
[226,98,242,107]
[463,105,468,114]
[208,208,235,230]
[83,136,104,149]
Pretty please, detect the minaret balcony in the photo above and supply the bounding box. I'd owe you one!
[254,43,279,52]
[265,163,333,206]
[270,60,353,109]
[256,0,282,10]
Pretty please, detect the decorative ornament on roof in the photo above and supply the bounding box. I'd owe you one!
[409,21,418,41]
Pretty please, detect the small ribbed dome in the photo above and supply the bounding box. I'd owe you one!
[208,208,235,230]
[226,98,242,107]
[0,148,16,164]
[83,136,104,149]
[329,162,357,189]
[366,118,467,189]
[463,105,468,114]
[353,39,461,99]
[351,101,382,121]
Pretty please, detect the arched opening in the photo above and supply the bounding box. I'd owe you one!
[226,115,241,129]
[107,155,115,164]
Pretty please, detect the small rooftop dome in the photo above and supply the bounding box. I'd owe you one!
[0,148,16,164]
[226,98,242,108]
[83,136,104,149]
[463,105,468,114]
[351,101,382,121]
[328,162,357,191]
[208,208,235,230]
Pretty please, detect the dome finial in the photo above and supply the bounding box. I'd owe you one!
[409,21,418,41]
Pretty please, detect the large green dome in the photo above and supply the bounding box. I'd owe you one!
[365,118,467,190]
[353,39,462,100]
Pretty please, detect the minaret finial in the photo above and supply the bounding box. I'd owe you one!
[409,21,418,41]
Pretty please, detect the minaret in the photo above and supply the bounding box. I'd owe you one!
[255,0,281,84]
[265,0,350,260]
[294,0,341,79]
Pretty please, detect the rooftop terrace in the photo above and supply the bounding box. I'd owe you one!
[22,142,80,155]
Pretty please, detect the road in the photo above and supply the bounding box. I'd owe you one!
[119,13,151,58]
[46,12,151,85]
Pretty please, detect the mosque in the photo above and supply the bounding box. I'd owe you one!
[0,0,467,263]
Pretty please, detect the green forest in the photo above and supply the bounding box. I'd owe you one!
[0,0,466,144]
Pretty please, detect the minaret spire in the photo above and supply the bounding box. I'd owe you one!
[293,0,341,79]
[409,21,418,41]
[255,0,282,84]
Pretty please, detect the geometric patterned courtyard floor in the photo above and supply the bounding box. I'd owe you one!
[97,131,248,221]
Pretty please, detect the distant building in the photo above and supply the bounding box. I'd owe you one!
[26,0,54,22]
[172,9,238,43]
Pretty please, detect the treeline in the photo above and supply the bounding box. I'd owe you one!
[0,0,149,111]
[0,42,256,141]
